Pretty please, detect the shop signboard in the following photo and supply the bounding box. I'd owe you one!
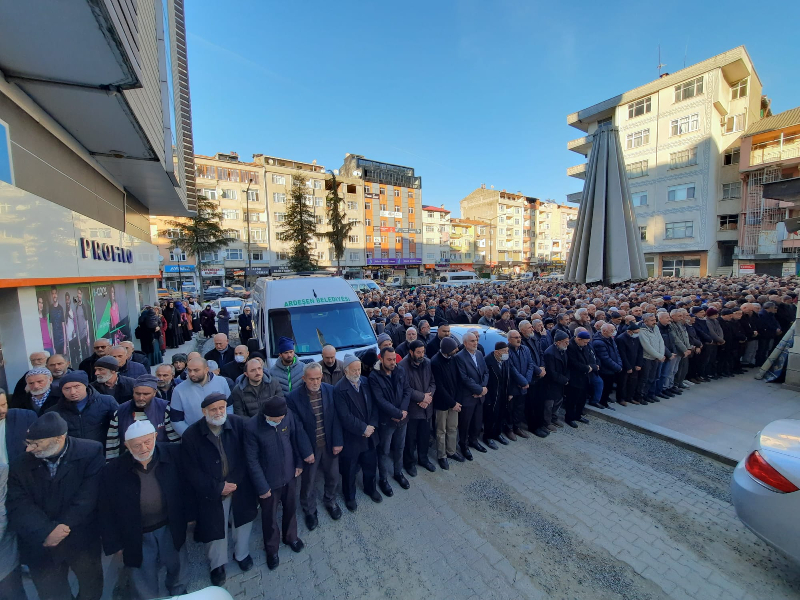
[201,267,225,277]
[379,226,395,233]
[379,210,403,218]
[163,265,195,273]
[738,263,755,275]
[366,257,422,266]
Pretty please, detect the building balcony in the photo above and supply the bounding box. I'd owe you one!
[566,191,583,204]
[567,136,592,156]
[567,163,587,180]
[749,138,800,167]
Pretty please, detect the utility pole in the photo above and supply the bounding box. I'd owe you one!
[174,243,184,298]
[243,177,254,290]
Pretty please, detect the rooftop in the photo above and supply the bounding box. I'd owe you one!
[742,106,800,138]
[422,205,451,213]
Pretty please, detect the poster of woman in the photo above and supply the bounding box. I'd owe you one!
[36,294,55,355]
[35,285,95,365]
[91,282,130,345]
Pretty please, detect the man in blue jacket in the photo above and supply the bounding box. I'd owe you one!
[0,389,37,465]
[591,324,623,408]
[506,330,533,440]
[47,371,118,447]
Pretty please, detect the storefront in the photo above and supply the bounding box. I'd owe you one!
[0,181,160,390]
[162,264,197,291]
[225,266,272,285]
[201,267,225,287]
[657,253,706,277]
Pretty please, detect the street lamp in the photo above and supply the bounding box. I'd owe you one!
[242,177,254,290]
[173,243,184,298]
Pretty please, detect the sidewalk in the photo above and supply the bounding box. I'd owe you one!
[586,372,800,464]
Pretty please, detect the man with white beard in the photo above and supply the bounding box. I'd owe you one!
[181,393,257,586]
[99,420,190,599]
[7,412,105,600]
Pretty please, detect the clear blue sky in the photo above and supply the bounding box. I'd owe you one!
[185,1,799,215]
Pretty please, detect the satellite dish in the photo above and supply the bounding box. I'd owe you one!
[353,170,362,177]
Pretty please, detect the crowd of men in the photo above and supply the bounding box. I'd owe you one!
[0,273,797,599]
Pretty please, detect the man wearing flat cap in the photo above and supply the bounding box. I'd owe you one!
[182,393,257,586]
[270,337,305,395]
[90,355,136,404]
[45,370,118,446]
[539,331,571,435]
[100,420,190,598]
[106,374,180,461]
[8,412,105,600]
[565,331,594,428]
[244,394,311,571]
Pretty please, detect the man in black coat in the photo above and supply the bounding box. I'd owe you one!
[244,395,311,570]
[426,323,453,359]
[286,363,344,530]
[100,421,190,598]
[10,367,59,415]
[155,364,177,403]
[484,342,522,448]
[334,355,382,512]
[565,332,594,428]
[78,338,112,383]
[519,320,546,432]
[430,337,463,470]
[7,413,104,600]
[399,340,437,476]
[615,323,644,405]
[46,370,118,446]
[220,345,249,382]
[454,332,489,460]
[0,389,37,465]
[205,333,236,368]
[91,355,136,404]
[538,331,570,437]
[182,393,257,586]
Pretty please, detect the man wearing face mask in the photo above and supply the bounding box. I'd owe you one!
[244,395,311,571]
[539,331,570,435]
[615,322,644,405]
[8,412,105,600]
[182,393,257,586]
[483,342,520,448]
[100,420,190,598]
[91,356,136,405]
[430,337,463,469]
[399,340,437,476]
[220,345,249,381]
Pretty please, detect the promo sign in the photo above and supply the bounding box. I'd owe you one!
[79,237,134,263]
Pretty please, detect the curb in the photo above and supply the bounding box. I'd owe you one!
[585,405,739,467]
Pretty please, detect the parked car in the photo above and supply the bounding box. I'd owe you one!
[348,279,381,293]
[203,286,227,300]
[210,297,244,322]
[229,284,250,298]
[731,419,800,563]
[430,324,508,353]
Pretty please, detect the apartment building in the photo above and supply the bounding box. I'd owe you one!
[449,218,477,268]
[535,201,578,265]
[0,0,194,386]
[567,46,765,277]
[734,107,800,276]
[460,185,533,272]
[421,206,452,269]
[340,154,423,275]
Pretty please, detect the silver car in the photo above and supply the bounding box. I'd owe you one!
[731,418,800,563]
[210,297,244,322]
[430,324,508,354]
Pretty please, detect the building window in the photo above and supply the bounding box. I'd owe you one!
[196,165,216,179]
[379,187,385,195]
[381,251,389,258]
[723,148,740,166]
[347,201,358,210]
[722,182,742,199]
[277,252,289,261]
[165,228,182,239]
[221,189,237,200]
[349,252,360,261]
[393,189,400,197]
[674,77,704,102]
[272,192,286,203]
[314,215,324,225]
[222,209,239,220]
[724,113,746,134]
[628,97,651,119]
[662,257,701,277]
[408,191,414,198]
[276,232,289,241]
[667,183,696,202]
[202,188,217,200]
[365,218,371,227]
[731,78,748,100]
[478,227,486,235]
[169,249,186,261]
[425,225,435,233]
[665,221,693,239]
[247,190,259,202]
[201,251,219,262]
[217,168,240,182]
[626,160,649,178]
[380,204,387,211]
[426,253,435,259]
[250,251,265,261]
[639,226,647,241]
[315,197,324,207]
[274,212,286,223]
[408,207,414,214]
[272,174,286,185]
[631,192,648,207]
[409,222,415,229]
[669,147,698,169]
[365,235,372,243]
[225,230,240,240]
[225,248,243,260]
[249,229,264,241]
[626,129,650,149]
[365,203,371,211]
[313,180,323,190]
[719,214,739,231]
[670,114,699,136]
[348,235,359,243]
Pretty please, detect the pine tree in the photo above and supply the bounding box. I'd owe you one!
[166,195,233,301]
[281,171,317,272]
[321,172,356,274]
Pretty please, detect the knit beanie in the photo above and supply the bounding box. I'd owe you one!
[27,412,68,440]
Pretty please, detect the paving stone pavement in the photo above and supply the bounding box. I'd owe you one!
[178,418,800,600]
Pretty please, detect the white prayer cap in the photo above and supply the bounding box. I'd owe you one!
[125,419,156,441]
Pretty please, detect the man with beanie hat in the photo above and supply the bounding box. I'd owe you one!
[182,393,257,586]
[100,420,190,598]
[244,394,311,570]
[565,331,594,427]
[106,374,180,460]
[171,353,189,381]
[334,354,382,511]
[430,336,463,469]
[46,370,118,446]
[270,337,305,395]
[539,330,570,435]
[399,340,437,477]
[615,322,644,405]
[91,355,136,404]
[376,332,393,351]
[8,412,105,600]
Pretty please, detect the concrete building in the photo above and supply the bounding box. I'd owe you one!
[734,107,800,276]
[567,46,765,277]
[534,201,578,266]
[0,0,194,389]
[421,206,451,270]
[449,218,477,269]
[340,154,423,276]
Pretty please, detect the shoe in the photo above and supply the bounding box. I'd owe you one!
[469,441,487,453]
[345,500,357,512]
[680,382,691,388]
[505,430,517,442]
[547,424,558,432]
[553,421,564,428]
[617,400,628,406]
[656,393,670,400]
[588,402,605,409]
[237,555,254,572]
[629,400,641,405]
[326,504,343,520]
[267,554,280,570]
[406,464,418,477]
[305,512,318,531]
[534,428,550,438]
[649,396,660,403]
[578,417,590,424]
[496,435,510,445]
[513,428,529,439]
[484,438,499,450]
[566,421,578,428]
[600,403,616,411]
[462,448,474,461]
[378,479,394,497]
[438,458,449,470]
[419,459,437,473]
[368,489,383,503]
[210,565,226,586]
[448,452,466,463]
[670,387,683,395]
[288,539,304,553]
[393,473,410,489]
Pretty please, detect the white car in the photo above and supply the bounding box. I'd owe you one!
[731,419,800,563]
[210,297,244,322]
